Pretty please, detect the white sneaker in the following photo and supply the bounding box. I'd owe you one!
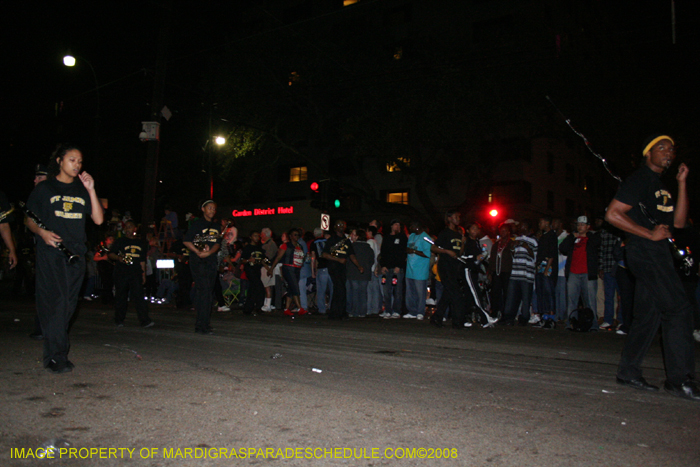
[261,305,272,312]
[600,322,611,330]
[379,312,389,318]
[391,312,401,319]
[425,298,436,306]
[83,296,92,301]
[528,314,541,324]
[464,322,472,328]
[217,306,230,312]
[403,314,417,319]
[616,329,627,335]
[416,314,424,320]
[443,317,447,322]
[694,329,700,343]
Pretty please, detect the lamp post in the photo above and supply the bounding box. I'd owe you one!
[208,135,226,198]
[63,54,101,157]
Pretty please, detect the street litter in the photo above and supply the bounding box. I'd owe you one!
[104,344,142,360]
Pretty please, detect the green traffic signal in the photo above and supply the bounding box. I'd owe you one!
[334,199,341,209]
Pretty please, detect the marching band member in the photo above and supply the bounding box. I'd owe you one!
[183,200,221,334]
[25,143,104,373]
[108,219,153,328]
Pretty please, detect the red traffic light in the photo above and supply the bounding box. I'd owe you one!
[310,182,319,192]
[489,209,499,217]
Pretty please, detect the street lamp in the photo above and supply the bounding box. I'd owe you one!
[62,54,101,156]
[208,135,226,198]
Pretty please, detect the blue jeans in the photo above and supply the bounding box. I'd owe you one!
[382,268,405,314]
[315,268,333,314]
[535,273,556,314]
[503,279,533,322]
[299,275,309,309]
[367,273,383,314]
[347,280,368,316]
[555,275,567,321]
[567,273,598,329]
[405,278,427,316]
[602,271,618,324]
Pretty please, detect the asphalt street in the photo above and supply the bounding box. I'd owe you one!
[1,295,699,467]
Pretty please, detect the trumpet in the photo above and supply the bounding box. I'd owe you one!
[329,237,349,257]
[19,202,80,264]
[250,256,271,266]
[193,233,221,251]
[0,204,15,222]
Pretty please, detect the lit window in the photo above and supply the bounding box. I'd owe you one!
[393,47,403,60]
[288,71,300,86]
[387,192,408,205]
[344,0,359,5]
[488,193,493,203]
[386,157,410,172]
[289,166,308,182]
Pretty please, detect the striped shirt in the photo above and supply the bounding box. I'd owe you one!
[510,235,538,283]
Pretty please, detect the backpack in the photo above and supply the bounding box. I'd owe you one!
[569,307,595,332]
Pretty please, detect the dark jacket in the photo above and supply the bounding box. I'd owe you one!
[559,231,601,281]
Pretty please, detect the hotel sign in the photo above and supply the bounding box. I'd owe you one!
[231,206,294,218]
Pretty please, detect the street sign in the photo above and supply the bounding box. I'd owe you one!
[320,213,330,230]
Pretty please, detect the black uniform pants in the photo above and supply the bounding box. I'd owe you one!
[114,270,150,325]
[617,242,695,385]
[243,266,264,314]
[36,251,84,367]
[190,257,217,331]
[328,267,347,319]
[434,262,467,327]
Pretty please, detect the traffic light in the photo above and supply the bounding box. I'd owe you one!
[489,208,499,218]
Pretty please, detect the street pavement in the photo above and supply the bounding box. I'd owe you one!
[1,295,699,467]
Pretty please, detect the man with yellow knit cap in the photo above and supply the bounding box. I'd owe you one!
[605,135,698,401]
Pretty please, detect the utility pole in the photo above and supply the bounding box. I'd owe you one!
[141,0,173,228]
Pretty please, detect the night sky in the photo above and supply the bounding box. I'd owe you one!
[3,1,699,221]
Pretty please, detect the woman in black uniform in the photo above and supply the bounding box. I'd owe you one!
[26,143,104,373]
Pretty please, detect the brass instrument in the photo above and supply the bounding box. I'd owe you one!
[251,256,271,266]
[0,204,15,223]
[193,233,221,251]
[119,252,135,265]
[329,237,349,257]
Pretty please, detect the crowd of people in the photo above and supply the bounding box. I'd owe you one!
[1,135,699,401]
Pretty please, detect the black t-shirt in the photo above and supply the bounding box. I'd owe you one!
[536,229,559,276]
[615,165,675,246]
[184,218,221,262]
[323,234,355,274]
[111,236,147,274]
[242,243,265,271]
[26,178,93,256]
[379,233,408,269]
[436,228,463,266]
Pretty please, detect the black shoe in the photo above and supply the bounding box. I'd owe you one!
[664,380,700,401]
[498,319,515,326]
[29,332,44,340]
[195,327,214,335]
[46,359,72,374]
[429,317,443,328]
[616,376,659,392]
[66,360,75,369]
